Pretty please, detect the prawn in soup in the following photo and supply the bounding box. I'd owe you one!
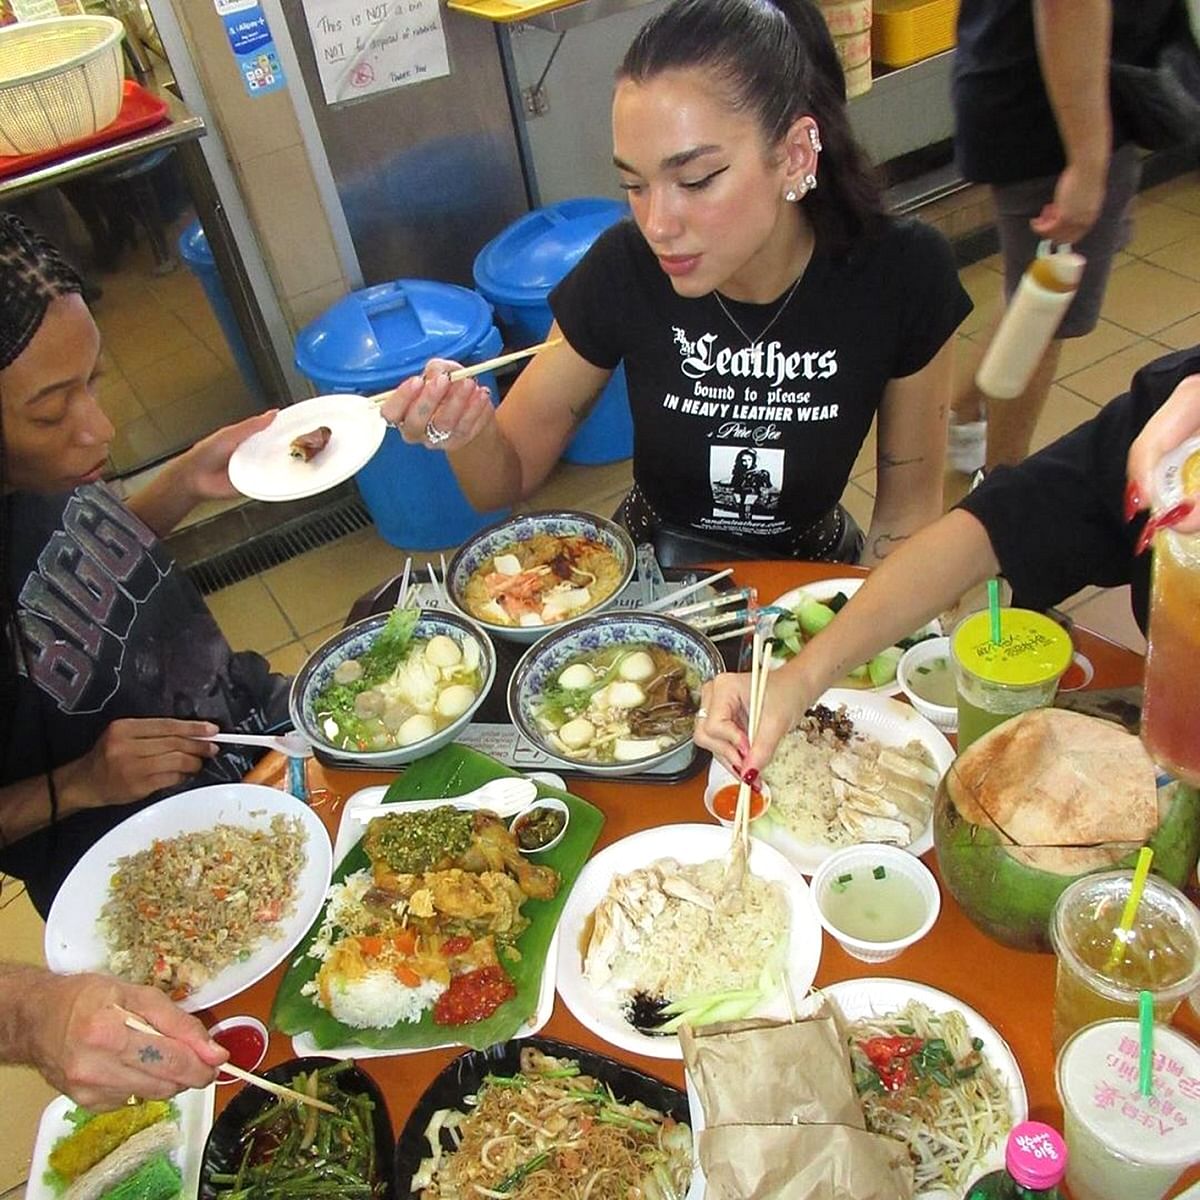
[463,533,624,627]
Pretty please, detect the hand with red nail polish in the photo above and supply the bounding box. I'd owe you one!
[1135,499,1197,555]
[1127,374,1200,536]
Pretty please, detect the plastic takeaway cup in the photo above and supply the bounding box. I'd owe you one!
[1048,870,1200,1053]
[1056,1018,1200,1200]
[950,608,1076,752]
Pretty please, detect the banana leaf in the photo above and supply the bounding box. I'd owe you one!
[271,745,604,1050]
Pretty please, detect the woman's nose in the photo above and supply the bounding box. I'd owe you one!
[642,186,681,244]
[76,394,115,447]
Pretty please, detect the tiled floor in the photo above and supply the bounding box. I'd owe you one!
[2,171,1198,1195]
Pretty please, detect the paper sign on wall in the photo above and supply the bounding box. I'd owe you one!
[300,0,449,106]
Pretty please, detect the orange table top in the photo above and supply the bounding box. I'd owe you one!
[216,560,1200,1194]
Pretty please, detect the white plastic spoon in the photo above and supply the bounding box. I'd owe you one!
[351,776,538,822]
[202,730,314,758]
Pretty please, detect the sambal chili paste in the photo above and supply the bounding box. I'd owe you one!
[433,965,516,1026]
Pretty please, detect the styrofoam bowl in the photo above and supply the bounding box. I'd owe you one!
[897,635,957,733]
[810,843,941,963]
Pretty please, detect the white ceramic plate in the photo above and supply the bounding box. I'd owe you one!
[706,688,954,875]
[684,978,1027,1200]
[766,578,942,695]
[228,394,387,502]
[44,784,333,1013]
[290,784,559,1058]
[556,823,822,1060]
[26,1084,215,1200]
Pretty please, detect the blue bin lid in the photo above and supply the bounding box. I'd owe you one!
[473,197,629,305]
[177,219,212,267]
[294,279,497,391]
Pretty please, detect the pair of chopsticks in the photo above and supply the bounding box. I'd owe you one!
[370,337,562,405]
[396,555,452,609]
[119,1009,336,1113]
[729,630,773,861]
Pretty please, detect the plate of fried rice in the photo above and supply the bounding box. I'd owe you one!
[44,783,332,1012]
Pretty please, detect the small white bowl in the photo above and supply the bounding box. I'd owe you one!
[208,1014,269,1083]
[509,796,570,854]
[810,843,940,963]
[897,635,957,733]
[703,761,772,827]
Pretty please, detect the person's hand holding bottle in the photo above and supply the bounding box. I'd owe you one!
[1126,372,1200,540]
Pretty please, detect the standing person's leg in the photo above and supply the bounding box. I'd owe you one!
[952,144,1141,472]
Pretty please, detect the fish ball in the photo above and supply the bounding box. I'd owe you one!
[558,662,596,690]
[606,680,646,709]
[424,635,462,668]
[558,717,595,750]
[383,702,414,731]
[333,658,364,685]
[461,638,481,672]
[397,713,437,745]
[354,689,385,718]
[618,651,656,682]
[436,684,477,720]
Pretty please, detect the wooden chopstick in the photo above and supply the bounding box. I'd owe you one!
[643,568,735,613]
[119,1009,337,1113]
[446,337,562,381]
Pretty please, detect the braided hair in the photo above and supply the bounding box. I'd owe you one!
[0,213,84,842]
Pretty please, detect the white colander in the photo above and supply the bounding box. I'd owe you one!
[0,16,125,156]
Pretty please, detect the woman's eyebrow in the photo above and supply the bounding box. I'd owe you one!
[613,144,723,173]
[24,379,74,406]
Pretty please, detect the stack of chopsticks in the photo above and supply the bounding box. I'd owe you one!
[725,629,773,889]
[644,567,759,643]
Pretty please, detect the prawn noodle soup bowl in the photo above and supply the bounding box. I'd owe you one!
[290,609,496,767]
[446,510,636,645]
[507,612,723,777]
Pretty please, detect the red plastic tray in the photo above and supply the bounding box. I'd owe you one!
[0,80,169,181]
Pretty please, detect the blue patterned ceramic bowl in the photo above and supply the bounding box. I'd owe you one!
[506,612,723,777]
[445,510,636,644]
[289,609,496,767]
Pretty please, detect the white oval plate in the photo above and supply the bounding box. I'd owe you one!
[766,578,942,695]
[45,784,333,1013]
[685,977,1027,1200]
[26,1084,215,1200]
[706,688,954,875]
[228,394,387,502]
[556,823,822,1060]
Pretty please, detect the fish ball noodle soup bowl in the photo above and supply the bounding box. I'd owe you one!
[289,608,496,767]
[445,510,636,645]
[507,612,724,777]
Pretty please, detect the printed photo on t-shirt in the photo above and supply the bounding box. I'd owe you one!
[710,446,782,521]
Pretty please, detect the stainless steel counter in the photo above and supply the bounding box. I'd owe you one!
[0,89,205,201]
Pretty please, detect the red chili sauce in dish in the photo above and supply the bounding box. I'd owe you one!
[711,784,767,822]
[433,966,516,1026]
[213,1023,267,1075]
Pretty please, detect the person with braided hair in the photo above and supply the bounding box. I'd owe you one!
[0,214,288,918]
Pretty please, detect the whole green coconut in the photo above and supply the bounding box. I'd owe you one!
[934,708,1200,952]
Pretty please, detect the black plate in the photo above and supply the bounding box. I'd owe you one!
[395,1035,692,1192]
[200,1057,395,1199]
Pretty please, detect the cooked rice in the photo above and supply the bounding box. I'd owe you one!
[319,971,445,1028]
[763,723,854,848]
[103,815,305,997]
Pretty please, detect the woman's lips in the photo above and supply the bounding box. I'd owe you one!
[74,460,108,485]
[657,254,701,277]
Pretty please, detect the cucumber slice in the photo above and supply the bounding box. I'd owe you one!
[867,645,904,687]
[795,597,836,636]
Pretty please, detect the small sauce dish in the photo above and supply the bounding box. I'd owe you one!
[897,635,957,733]
[705,780,772,826]
[509,797,570,854]
[208,1014,269,1082]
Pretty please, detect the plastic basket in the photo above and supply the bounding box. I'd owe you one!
[0,16,125,156]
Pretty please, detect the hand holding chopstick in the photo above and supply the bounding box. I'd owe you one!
[119,1009,336,1112]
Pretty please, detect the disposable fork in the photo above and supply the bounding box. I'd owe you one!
[350,776,538,822]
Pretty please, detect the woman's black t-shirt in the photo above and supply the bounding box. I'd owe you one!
[550,217,970,548]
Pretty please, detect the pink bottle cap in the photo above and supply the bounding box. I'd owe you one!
[1005,1121,1068,1189]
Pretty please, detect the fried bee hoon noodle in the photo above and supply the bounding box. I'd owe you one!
[845,1001,1012,1193]
[413,1048,692,1199]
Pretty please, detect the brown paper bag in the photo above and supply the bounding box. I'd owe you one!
[700,1124,915,1200]
[680,1014,863,1129]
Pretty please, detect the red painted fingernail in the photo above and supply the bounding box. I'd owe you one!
[1123,480,1146,523]
[1136,499,1196,553]
[743,768,759,785]
[1135,520,1156,556]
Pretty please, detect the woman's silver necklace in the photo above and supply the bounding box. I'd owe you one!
[713,271,804,348]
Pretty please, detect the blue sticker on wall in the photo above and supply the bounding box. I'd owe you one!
[215,0,286,97]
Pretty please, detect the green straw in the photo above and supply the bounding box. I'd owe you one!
[987,578,1002,644]
[1139,990,1154,1097]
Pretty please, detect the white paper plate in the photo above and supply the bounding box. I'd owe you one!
[685,978,1027,1200]
[556,823,822,1060]
[44,785,333,1013]
[706,688,954,875]
[228,394,387,502]
[26,1084,215,1200]
[766,578,942,695]
[291,783,559,1058]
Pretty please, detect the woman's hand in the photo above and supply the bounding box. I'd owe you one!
[1127,373,1200,535]
[58,718,219,814]
[18,970,226,1109]
[694,667,807,781]
[377,359,495,451]
[181,410,279,501]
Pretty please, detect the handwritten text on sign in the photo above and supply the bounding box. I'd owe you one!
[301,0,449,105]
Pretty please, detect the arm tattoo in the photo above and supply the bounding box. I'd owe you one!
[137,1045,163,1064]
[871,533,909,559]
[878,451,925,471]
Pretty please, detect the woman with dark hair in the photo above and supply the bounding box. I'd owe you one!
[381,0,970,566]
[0,214,288,918]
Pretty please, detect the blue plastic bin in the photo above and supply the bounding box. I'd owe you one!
[473,198,633,466]
[178,220,262,400]
[294,279,508,550]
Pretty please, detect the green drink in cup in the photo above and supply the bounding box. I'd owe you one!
[951,609,1074,752]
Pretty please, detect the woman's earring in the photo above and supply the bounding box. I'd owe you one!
[784,188,799,202]
[808,126,822,153]
[803,172,818,193]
